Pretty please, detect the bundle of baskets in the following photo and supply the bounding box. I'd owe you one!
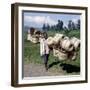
[27,28,42,43]
[47,33,80,61]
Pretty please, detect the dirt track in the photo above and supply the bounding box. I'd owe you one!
[24,63,80,77]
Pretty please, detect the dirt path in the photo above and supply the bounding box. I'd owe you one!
[24,63,67,77]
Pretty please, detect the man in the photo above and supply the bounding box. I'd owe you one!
[39,32,50,71]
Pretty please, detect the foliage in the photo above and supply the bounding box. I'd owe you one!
[42,19,80,31]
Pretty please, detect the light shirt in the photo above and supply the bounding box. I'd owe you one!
[40,38,49,56]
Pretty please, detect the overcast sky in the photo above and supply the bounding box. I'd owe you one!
[24,12,80,28]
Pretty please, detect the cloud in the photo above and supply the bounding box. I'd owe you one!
[72,18,78,24]
[24,16,57,26]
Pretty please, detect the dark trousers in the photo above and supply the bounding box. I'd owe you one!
[42,54,49,70]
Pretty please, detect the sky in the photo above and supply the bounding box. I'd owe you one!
[23,11,80,28]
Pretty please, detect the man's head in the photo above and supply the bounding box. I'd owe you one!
[40,32,48,39]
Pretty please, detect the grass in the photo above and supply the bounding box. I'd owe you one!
[24,30,80,74]
[47,29,80,38]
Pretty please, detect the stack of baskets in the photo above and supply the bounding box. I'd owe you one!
[46,33,80,61]
[27,29,41,43]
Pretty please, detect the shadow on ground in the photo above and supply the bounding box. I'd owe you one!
[48,61,60,69]
[60,63,80,73]
[48,61,80,73]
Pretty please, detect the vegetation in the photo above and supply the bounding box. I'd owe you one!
[42,19,80,31]
[24,30,80,70]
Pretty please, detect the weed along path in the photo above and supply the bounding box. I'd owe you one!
[24,62,80,77]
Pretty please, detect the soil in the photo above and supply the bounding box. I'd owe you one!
[24,63,80,77]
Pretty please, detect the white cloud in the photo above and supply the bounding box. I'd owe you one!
[72,18,78,24]
[24,16,57,26]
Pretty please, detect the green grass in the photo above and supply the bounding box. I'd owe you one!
[47,29,80,38]
[24,30,80,69]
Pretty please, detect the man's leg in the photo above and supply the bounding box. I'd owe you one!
[44,54,49,71]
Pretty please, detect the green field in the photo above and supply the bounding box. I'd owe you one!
[24,30,80,71]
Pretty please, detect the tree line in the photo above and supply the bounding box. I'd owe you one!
[42,19,80,31]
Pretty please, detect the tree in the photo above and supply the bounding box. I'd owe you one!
[46,24,50,30]
[72,22,76,30]
[63,26,68,30]
[76,19,80,30]
[68,20,72,30]
[56,20,63,30]
[60,20,64,30]
[56,20,60,30]
[42,23,46,31]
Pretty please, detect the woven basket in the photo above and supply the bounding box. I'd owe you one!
[68,51,77,60]
[71,37,80,50]
[27,34,32,41]
[47,37,54,46]
[53,49,59,57]
[60,39,73,52]
[31,37,39,43]
[58,50,68,60]
[53,33,64,45]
